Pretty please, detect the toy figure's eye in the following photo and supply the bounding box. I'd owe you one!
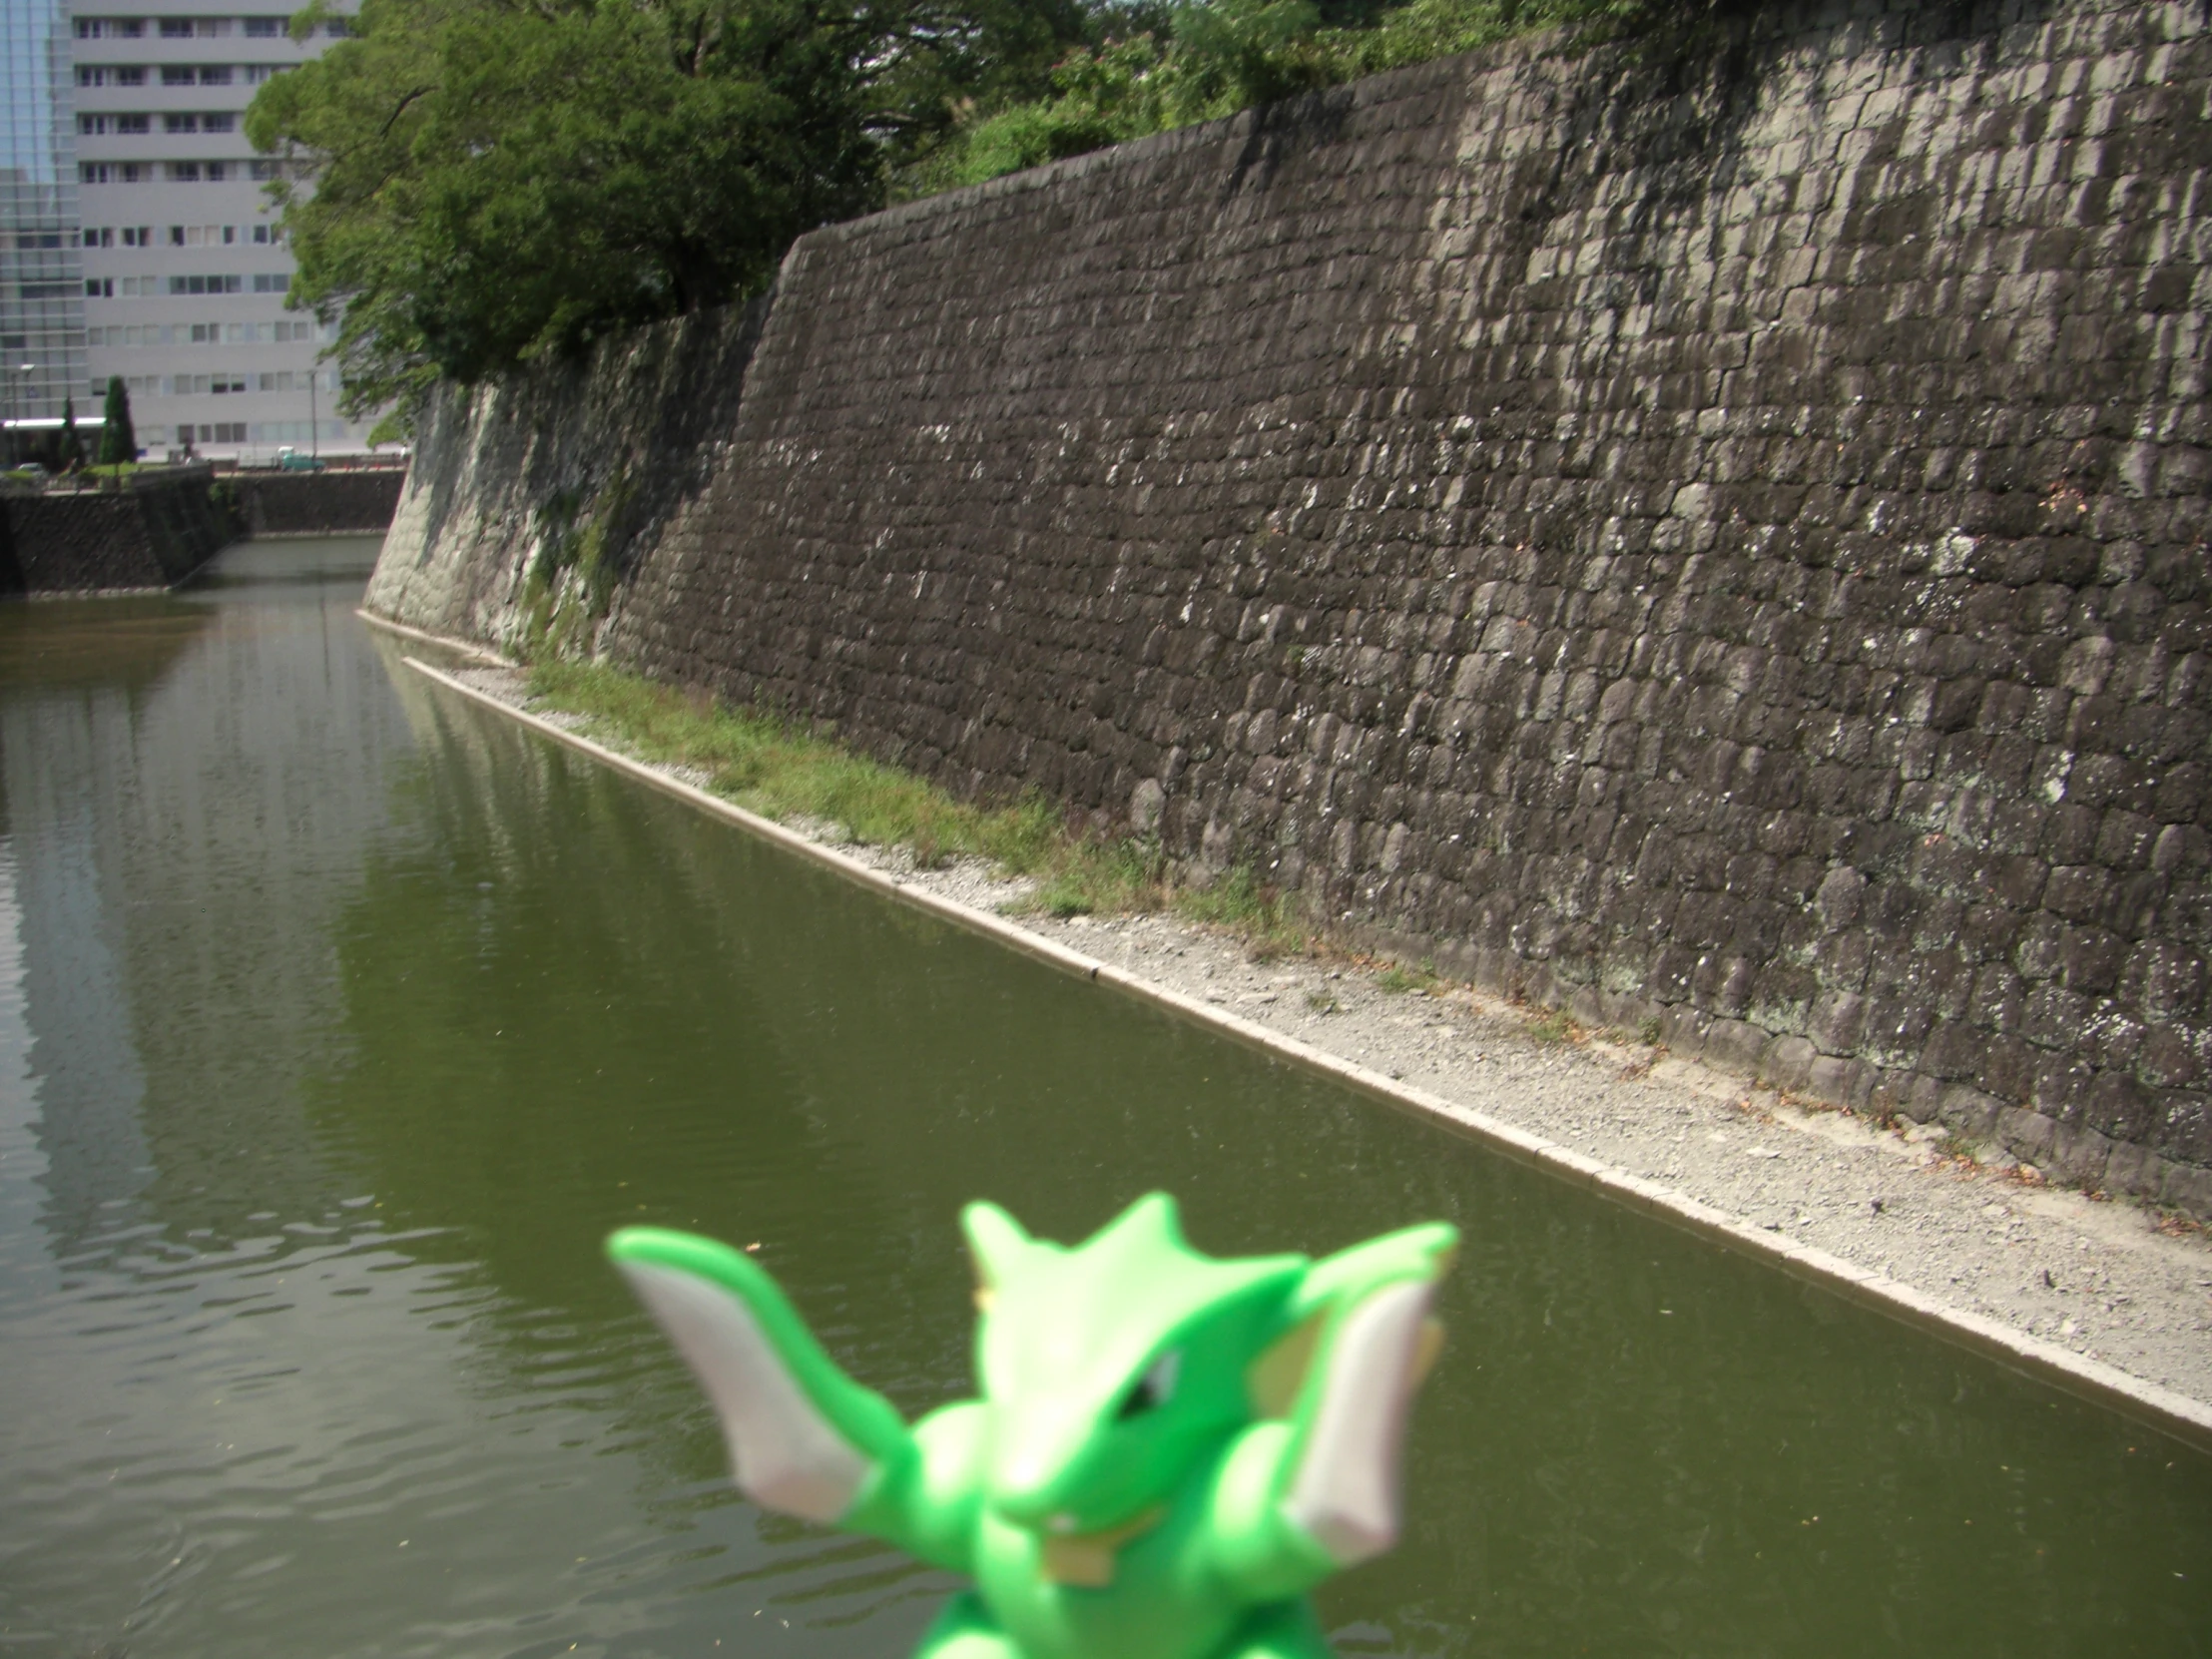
[1119,1349,1181,1418]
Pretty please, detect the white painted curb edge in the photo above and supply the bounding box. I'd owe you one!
[384,638,2212,1456]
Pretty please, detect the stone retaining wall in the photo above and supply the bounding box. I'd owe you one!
[240,470,404,536]
[1,467,240,592]
[368,0,2212,1214]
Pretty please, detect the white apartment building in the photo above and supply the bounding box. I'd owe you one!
[70,1,364,460]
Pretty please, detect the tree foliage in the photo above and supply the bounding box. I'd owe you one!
[59,396,86,471]
[247,0,1736,427]
[98,376,136,466]
[245,0,1089,423]
[927,0,1700,190]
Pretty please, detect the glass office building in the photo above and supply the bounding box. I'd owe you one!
[1,0,87,424]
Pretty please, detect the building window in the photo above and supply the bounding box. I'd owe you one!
[159,17,194,35]
[206,162,230,182]
[170,163,201,182]
[76,65,148,86]
[121,227,152,248]
[198,66,234,85]
[169,275,244,295]
[251,224,280,245]
[252,273,284,293]
[244,15,283,34]
[79,114,153,136]
[82,228,115,248]
[18,282,74,299]
[244,65,282,83]
[75,18,145,37]
[85,278,114,297]
[161,65,197,84]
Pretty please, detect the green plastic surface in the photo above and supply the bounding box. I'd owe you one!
[610,1194,1455,1659]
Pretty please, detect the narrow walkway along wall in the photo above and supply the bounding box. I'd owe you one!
[368,0,2212,1213]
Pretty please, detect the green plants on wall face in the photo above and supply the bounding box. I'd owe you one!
[519,468,637,659]
[914,0,1751,192]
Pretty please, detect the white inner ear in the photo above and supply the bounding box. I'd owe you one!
[618,1261,872,1524]
[1281,1279,1433,1564]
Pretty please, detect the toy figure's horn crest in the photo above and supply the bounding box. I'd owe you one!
[1099,1191,1183,1248]
[961,1201,1035,1300]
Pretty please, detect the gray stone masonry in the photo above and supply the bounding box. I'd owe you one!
[369,0,2212,1216]
[241,471,403,536]
[3,466,239,591]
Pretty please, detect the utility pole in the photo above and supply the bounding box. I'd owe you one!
[309,366,318,461]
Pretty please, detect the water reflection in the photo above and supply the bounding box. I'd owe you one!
[0,543,2204,1659]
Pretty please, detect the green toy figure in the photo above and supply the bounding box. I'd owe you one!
[608,1194,1455,1659]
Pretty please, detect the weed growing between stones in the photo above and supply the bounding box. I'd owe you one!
[1375,959,1442,995]
[1527,1007,1578,1044]
[520,660,1669,1057]
[524,659,1317,952]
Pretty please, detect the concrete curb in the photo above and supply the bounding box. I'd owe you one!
[381,633,2212,1457]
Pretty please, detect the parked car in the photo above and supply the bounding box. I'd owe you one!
[276,449,325,472]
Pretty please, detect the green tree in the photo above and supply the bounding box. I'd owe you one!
[98,376,136,466]
[58,395,86,471]
[246,0,1090,429]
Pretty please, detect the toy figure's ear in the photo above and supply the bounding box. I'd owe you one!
[960,1201,1033,1311]
[1272,1222,1459,1565]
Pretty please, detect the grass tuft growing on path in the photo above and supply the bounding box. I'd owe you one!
[524,659,1316,949]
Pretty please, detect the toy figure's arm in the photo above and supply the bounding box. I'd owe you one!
[609,1228,920,1528]
[842,1399,987,1573]
[1204,1222,1457,1603]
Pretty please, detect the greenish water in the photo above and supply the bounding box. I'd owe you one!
[0,542,2206,1658]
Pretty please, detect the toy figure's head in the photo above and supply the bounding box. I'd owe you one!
[963,1194,1305,1537]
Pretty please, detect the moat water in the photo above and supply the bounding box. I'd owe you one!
[0,541,2206,1657]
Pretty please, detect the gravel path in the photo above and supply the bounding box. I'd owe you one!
[448,661,2212,1419]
